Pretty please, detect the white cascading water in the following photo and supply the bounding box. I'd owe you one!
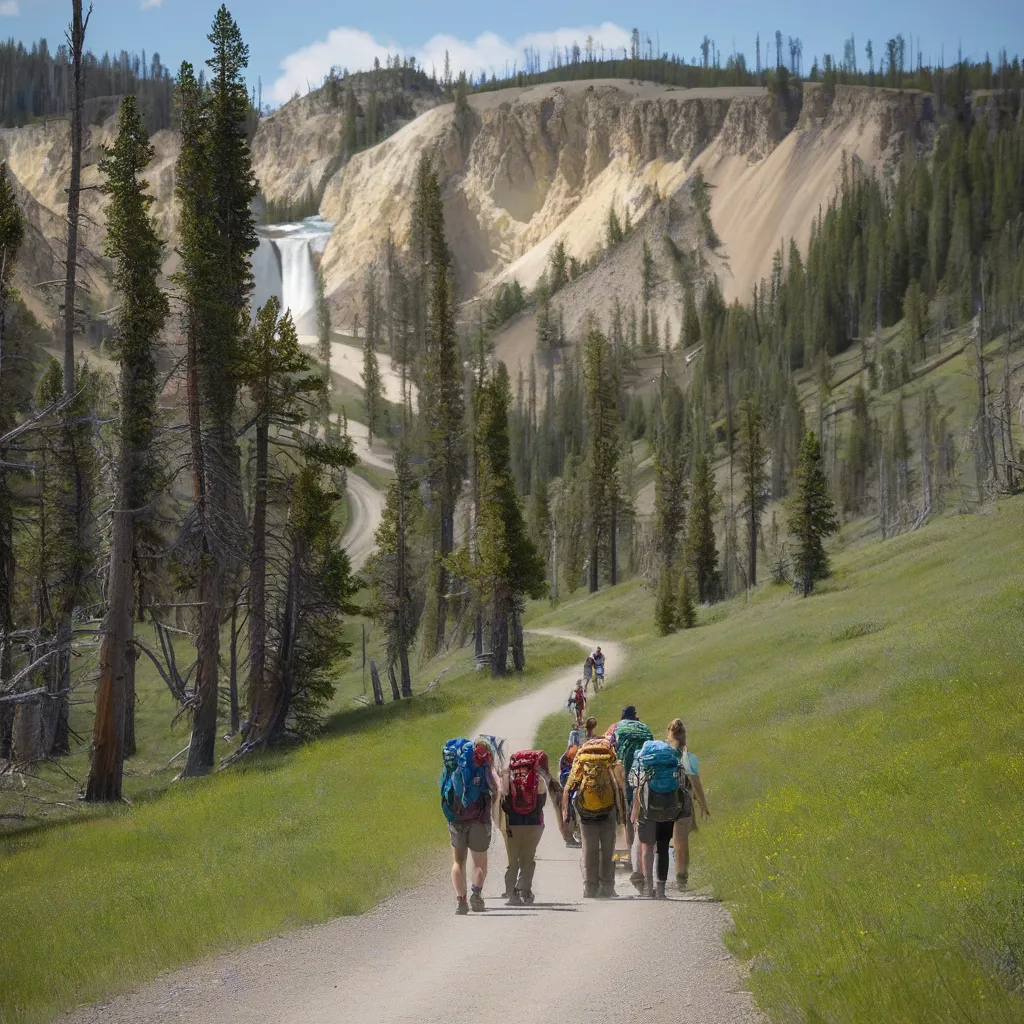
[250,216,334,333]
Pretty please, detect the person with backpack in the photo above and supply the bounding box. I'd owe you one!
[441,736,501,915]
[561,736,626,898]
[582,655,594,689]
[613,706,654,893]
[558,743,581,848]
[630,738,689,898]
[567,679,587,728]
[666,718,711,889]
[590,647,606,690]
[584,716,599,741]
[500,750,560,905]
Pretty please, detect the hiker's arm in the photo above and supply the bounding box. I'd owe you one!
[692,775,710,819]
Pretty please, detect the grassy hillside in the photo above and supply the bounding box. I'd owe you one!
[0,634,579,1024]
[533,499,1024,1023]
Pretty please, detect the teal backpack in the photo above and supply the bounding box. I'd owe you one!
[615,719,654,776]
[440,738,489,823]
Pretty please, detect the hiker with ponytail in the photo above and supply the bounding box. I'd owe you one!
[666,719,711,890]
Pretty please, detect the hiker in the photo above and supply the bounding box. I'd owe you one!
[584,716,599,741]
[501,750,559,905]
[630,737,689,898]
[591,647,606,690]
[613,706,654,893]
[562,736,627,897]
[441,736,501,915]
[567,680,587,728]
[582,655,594,689]
[666,718,711,889]
[559,743,581,848]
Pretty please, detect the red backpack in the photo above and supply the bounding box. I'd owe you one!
[508,750,547,815]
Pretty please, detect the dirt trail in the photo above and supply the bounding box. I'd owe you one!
[61,633,763,1024]
[340,471,385,572]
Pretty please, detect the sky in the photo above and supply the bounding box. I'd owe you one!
[3,0,1022,106]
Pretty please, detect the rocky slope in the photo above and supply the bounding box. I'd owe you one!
[1,80,935,348]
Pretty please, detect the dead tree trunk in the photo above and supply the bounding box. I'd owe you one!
[388,662,401,701]
[245,416,268,731]
[510,602,525,672]
[369,658,384,706]
[123,643,136,757]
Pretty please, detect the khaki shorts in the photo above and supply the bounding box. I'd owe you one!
[448,821,492,853]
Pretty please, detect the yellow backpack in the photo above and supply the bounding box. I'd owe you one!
[573,740,617,819]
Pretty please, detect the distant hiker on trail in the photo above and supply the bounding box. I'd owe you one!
[584,716,599,740]
[567,679,587,727]
[559,743,581,848]
[631,737,688,898]
[441,737,500,915]
[501,750,560,906]
[582,655,594,689]
[590,647,606,690]
[613,706,654,894]
[562,736,627,897]
[666,718,711,890]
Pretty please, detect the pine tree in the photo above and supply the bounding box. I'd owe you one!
[366,440,421,696]
[582,326,621,590]
[788,431,839,596]
[655,569,676,635]
[239,298,320,740]
[642,238,655,303]
[738,397,770,587]
[687,449,722,603]
[677,568,697,628]
[0,160,25,759]
[681,286,701,349]
[362,264,385,443]
[419,157,466,656]
[177,7,260,775]
[86,96,169,801]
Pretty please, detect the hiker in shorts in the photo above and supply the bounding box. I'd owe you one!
[567,679,587,727]
[613,706,654,893]
[500,750,560,906]
[441,737,500,915]
[666,718,711,889]
[590,647,606,690]
[562,736,627,898]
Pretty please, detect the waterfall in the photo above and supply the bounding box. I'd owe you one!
[250,216,334,333]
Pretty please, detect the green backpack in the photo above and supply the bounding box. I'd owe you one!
[615,719,653,777]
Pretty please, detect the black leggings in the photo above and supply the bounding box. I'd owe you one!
[654,820,674,881]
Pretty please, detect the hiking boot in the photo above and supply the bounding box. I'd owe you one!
[630,871,646,894]
[583,882,599,898]
[655,881,667,899]
[506,891,523,907]
[565,839,581,849]
[469,890,486,913]
[455,897,469,915]
[676,872,689,890]
[645,882,656,899]
[598,885,617,899]
[521,891,535,905]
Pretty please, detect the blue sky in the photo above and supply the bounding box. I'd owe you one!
[3,0,1021,106]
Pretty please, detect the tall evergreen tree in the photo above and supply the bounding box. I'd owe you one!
[788,431,839,596]
[366,440,421,696]
[86,96,168,801]
[687,449,722,603]
[419,157,465,656]
[0,160,25,759]
[362,264,385,444]
[176,7,259,775]
[738,397,770,587]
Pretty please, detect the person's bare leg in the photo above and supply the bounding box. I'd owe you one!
[470,850,488,890]
[452,846,468,897]
[673,817,692,883]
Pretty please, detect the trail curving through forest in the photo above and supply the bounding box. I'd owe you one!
[61,632,763,1024]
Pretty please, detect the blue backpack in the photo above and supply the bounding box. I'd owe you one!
[440,738,490,822]
[636,740,682,794]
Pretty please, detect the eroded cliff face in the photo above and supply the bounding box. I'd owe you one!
[318,82,784,324]
[1,80,936,336]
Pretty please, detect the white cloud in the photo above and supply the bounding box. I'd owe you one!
[271,22,631,104]
[141,0,163,8]
[0,1,20,16]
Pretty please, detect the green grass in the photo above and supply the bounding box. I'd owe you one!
[0,634,580,1024]
[533,499,1024,1023]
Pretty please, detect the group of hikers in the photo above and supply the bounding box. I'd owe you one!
[441,651,711,914]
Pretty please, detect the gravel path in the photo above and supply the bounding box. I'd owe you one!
[60,633,763,1024]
